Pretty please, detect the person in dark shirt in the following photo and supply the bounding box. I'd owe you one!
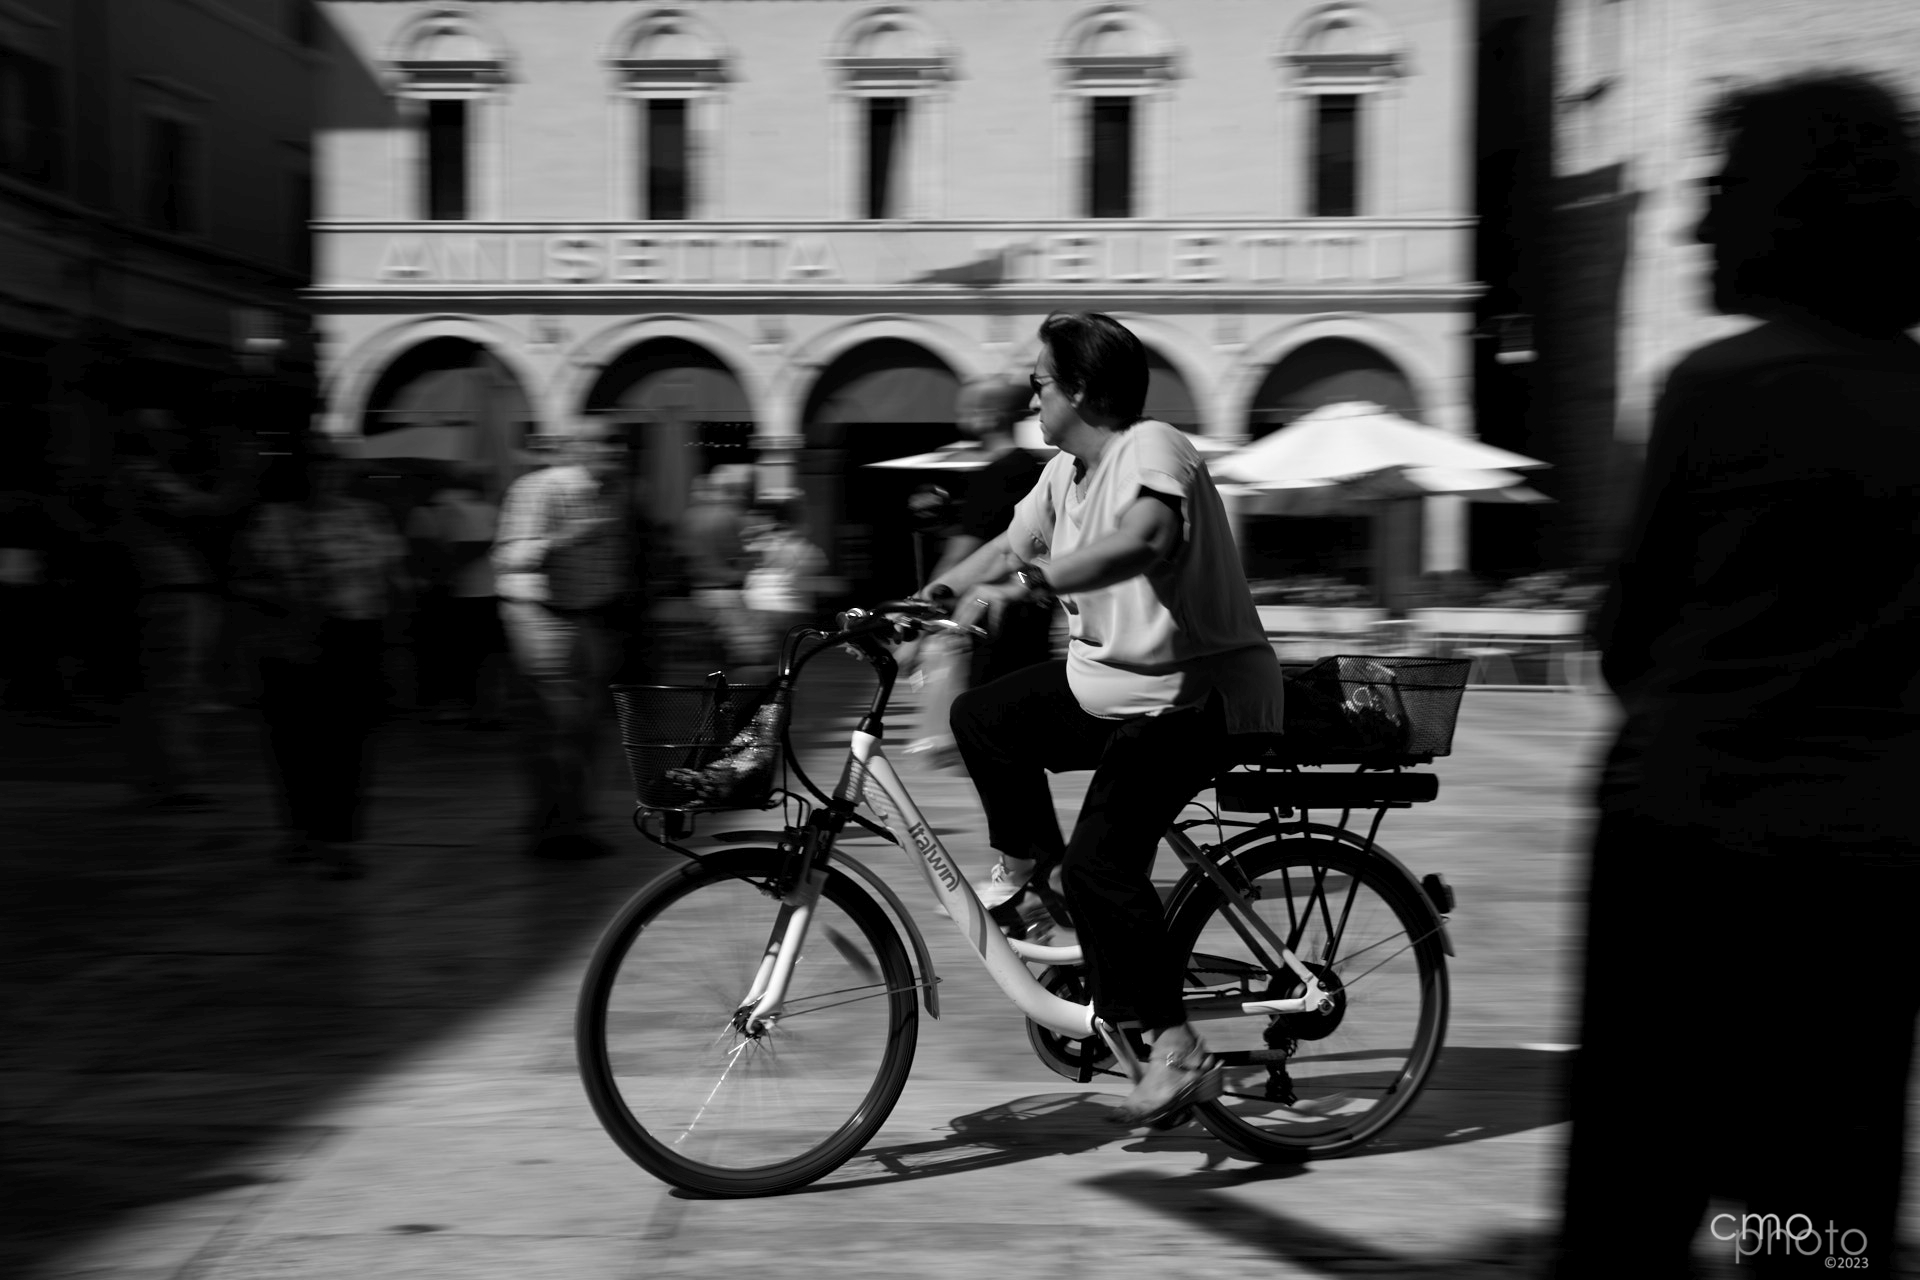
[904,377,1052,760]
[950,378,1053,686]
[1556,72,1920,1279]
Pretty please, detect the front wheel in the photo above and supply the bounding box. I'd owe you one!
[1168,835,1450,1161]
[576,848,919,1196]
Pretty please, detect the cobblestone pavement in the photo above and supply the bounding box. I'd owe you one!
[4,656,1914,1279]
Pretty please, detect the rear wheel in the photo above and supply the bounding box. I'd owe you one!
[1168,835,1449,1160]
[576,848,919,1196]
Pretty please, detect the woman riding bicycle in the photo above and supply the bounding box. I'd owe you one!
[924,311,1287,1127]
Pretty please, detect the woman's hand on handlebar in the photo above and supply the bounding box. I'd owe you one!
[949,580,1028,637]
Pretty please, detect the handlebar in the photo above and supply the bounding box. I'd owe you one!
[768,591,986,820]
[828,597,988,647]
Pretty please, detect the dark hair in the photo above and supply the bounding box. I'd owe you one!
[1706,70,1920,333]
[1038,312,1149,426]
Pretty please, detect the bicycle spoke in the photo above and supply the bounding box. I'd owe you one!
[1171,837,1448,1160]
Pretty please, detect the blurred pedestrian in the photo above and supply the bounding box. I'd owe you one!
[0,476,70,720]
[493,420,637,859]
[676,464,761,675]
[110,411,244,809]
[234,443,406,879]
[742,499,826,664]
[903,376,1051,762]
[1558,72,1920,1280]
[407,473,505,725]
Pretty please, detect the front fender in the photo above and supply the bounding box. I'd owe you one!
[826,850,943,1019]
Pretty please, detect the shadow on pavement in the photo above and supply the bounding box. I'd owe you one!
[0,710,677,1276]
[1088,1165,1552,1276]
[791,1047,1563,1198]
[789,1091,1274,1196]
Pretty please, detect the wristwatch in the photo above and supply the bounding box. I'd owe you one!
[1013,562,1054,602]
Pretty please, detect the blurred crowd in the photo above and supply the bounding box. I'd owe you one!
[0,409,823,872]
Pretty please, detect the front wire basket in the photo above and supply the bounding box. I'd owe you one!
[612,675,791,813]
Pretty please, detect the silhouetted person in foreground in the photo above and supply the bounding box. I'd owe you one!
[1558,72,1920,1279]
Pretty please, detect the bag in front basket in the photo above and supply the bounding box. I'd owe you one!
[663,695,785,807]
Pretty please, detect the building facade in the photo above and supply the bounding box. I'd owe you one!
[1548,0,1920,563]
[313,0,1478,594]
[0,0,320,474]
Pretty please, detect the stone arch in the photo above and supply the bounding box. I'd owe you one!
[775,314,987,428]
[605,5,731,65]
[827,5,952,64]
[576,332,759,527]
[1224,314,1447,441]
[383,5,513,77]
[1055,2,1178,64]
[323,315,553,445]
[789,330,975,599]
[1278,2,1405,66]
[554,315,764,433]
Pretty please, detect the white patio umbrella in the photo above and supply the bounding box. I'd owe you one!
[866,417,1238,472]
[1215,403,1551,611]
[1213,401,1547,487]
[1221,465,1553,516]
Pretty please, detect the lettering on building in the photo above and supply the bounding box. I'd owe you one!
[366,229,1414,287]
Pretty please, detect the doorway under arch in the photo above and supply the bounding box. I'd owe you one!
[1245,337,1422,440]
[359,336,535,504]
[802,338,963,600]
[1240,337,1423,590]
[583,337,754,529]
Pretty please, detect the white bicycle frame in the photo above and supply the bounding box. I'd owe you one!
[737,727,1336,1054]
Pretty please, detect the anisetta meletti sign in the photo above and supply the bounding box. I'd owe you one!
[317,224,1468,289]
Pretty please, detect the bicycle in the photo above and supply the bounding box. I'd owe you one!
[577,598,1467,1197]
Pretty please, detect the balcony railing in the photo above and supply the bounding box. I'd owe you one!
[312,219,1473,293]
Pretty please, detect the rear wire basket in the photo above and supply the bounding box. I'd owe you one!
[612,676,790,813]
[1281,655,1472,760]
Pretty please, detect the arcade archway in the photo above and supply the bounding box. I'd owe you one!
[583,337,754,528]
[1240,338,1422,586]
[359,336,536,504]
[802,338,963,599]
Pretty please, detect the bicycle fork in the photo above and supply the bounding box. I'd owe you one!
[733,868,828,1037]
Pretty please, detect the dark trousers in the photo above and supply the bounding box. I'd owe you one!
[1557,809,1920,1278]
[258,618,382,844]
[950,659,1230,1030]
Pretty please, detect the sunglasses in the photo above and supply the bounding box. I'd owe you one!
[1028,374,1054,400]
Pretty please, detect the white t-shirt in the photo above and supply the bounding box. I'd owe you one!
[1007,419,1284,732]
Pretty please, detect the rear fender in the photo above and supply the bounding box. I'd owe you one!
[1177,823,1455,958]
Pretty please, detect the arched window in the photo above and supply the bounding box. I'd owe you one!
[607,10,731,220]
[387,11,510,221]
[1053,5,1180,220]
[1277,5,1405,217]
[826,8,954,220]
